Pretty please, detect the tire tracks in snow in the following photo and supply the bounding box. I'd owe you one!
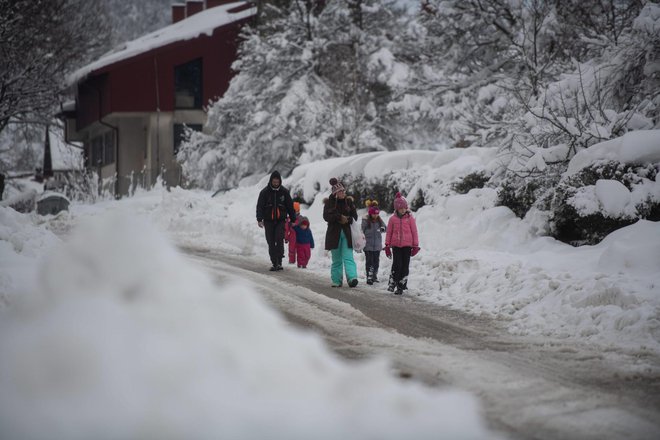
[183,246,660,440]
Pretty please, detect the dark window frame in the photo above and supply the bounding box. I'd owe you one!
[89,130,115,167]
[174,58,203,109]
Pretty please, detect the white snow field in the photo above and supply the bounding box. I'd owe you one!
[1,133,658,438]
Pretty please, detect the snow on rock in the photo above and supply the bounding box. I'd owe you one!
[0,211,493,439]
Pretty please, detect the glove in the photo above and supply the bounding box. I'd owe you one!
[284,239,289,244]
[380,227,385,233]
[339,215,349,224]
[411,246,420,257]
[257,221,264,228]
[384,246,391,259]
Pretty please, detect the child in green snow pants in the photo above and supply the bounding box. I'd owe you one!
[331,230,358,285]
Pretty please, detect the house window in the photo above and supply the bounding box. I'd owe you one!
[173,123,202,155]
[174,58,202,109]
[89,130,115,167]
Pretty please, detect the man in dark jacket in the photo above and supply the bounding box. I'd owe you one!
[256,170,296,271]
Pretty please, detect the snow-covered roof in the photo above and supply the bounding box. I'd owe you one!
[67,1,256,85]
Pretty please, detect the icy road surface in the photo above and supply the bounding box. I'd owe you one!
[185,248,660,440]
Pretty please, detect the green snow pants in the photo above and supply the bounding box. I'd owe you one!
[330,230,358,285]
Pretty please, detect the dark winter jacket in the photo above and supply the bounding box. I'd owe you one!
[293,224,315,248]
[323,195,358,250]
[256,171,296,223]
[361,214,386,252]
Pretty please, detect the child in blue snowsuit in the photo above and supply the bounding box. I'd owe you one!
[292,216,315,268]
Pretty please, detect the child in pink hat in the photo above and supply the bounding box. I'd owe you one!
[384,192,420,295]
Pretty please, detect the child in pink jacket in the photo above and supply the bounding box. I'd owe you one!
[285,202,301,264]
[384,192,420,295]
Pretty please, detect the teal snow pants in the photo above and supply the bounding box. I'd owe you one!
[330,230,358,285]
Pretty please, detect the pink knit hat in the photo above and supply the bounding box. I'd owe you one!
[329,177,345,195]
[368,206,380,216]
[393,192,408,210]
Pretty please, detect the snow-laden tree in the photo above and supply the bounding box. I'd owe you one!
[495,2,659,223]
[100,0,172,46]
[392,0,574,150]
[0,0,108,133]
[508,1,659,176]
[179,0,421,190]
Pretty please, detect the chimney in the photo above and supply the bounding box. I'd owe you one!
[186,1,204,16]
[206,0,234,8]
[172,4,186,23]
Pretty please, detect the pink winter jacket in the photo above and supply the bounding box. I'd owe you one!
[385,211,419,248]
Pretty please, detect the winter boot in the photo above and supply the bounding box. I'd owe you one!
[348,279,358,288]
[366,268,374,285]
[387,282,395,292]
[395,281,404,295]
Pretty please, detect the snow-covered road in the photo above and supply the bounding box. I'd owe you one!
[185,247,660,440]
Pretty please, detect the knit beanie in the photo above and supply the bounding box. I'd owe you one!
[300,216,310,226]
[329,177,345,195]
[393,192,408,210]
[368,206,380,216]
[269,170,282,189]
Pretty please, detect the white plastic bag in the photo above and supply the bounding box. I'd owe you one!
[350,219,366,253]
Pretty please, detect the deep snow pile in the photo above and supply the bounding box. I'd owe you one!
[0,208,492,439]
[0,207,61,306]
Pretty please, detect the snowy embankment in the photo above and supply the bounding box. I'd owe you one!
[155,137,659,361]
[0,131,658,436]
[0,206,493,438]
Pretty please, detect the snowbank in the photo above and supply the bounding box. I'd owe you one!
[0,207,60,306]
[0,210,492,439]
[144,146,660,358]
[566,129,660,176]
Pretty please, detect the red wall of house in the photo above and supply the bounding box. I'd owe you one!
[76,16,251,130]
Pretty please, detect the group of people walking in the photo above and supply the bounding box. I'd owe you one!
[256,172,419,295]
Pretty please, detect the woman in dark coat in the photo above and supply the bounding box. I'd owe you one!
[323,177,358,287]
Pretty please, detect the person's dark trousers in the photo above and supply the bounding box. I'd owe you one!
[390,247,411,288]
[365,250,380,281]
[264,220,286,266]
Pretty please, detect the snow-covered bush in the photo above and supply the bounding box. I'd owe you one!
[549,161,659,245]
[451,171,491,195]
[496,168,561,219]
[343,170,427,213]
